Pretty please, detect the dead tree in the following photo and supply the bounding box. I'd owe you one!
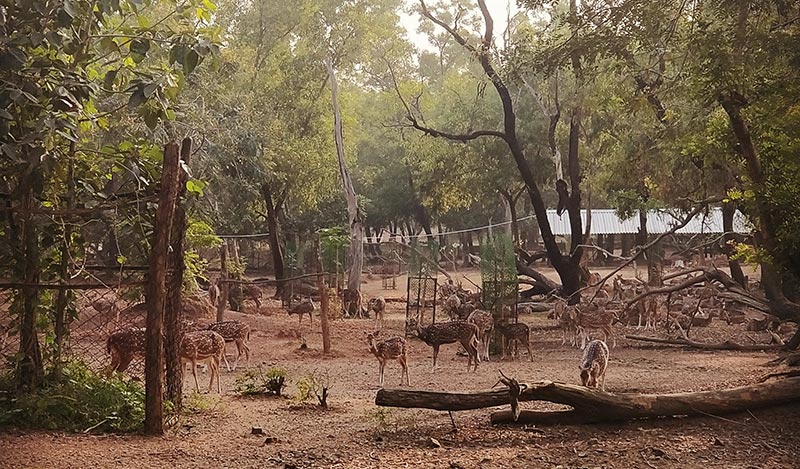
[324,57,364,296]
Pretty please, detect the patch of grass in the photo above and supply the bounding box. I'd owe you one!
[0,361,144,433]
[234,366,289,396]
[362,408,418,434]
[292,370,332,409]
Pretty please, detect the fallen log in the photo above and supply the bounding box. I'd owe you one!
[376,377,800,425]
[625,334,784,351]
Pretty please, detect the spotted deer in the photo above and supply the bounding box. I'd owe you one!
[467,309,494,362]
[92,296,119,324]
[106,327,146,373]
[242,284,263,310]
[579,339,609,390]
[366,331,409,387]
[368,296,386,328]
[559,306,581,347]
[181,330,226,393]
[575,305,616,350]
[288,298,315,325]
[411,319,480,372]
[443,294,462,321]
[205,320,251,371]
[495,320,533,361]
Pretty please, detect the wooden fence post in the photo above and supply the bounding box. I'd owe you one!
[164,138,192,414]
[316,236,331,354]
[217,242,229,322]
[144,142,181,435]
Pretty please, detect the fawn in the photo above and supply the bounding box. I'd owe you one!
[495,320,533,361]
[288,298,315,325]
[467,309,494,362]
[368,296,387,328]
[366,331,409,387]
[579,339,609,390]
[205,320,251,371]
[411,319,480,372]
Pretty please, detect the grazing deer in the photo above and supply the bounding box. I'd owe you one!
[242,284,263,311]
[496,320,533,361]
[341,288,363,318]
[467,309,494,362]
[288,298,315,325]
[559,306,581,347]
[575,305,616,349]
[205,320,251,371]
[368,296,387,328]
[92,296,119,324]
[579,339,609,390]
[366,331,409,387]
[181,330,225,393]
[411,319,480,372]
[106,327,146,373]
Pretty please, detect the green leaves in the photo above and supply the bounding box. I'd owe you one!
[186,179,207,196]
[129,38,150,63]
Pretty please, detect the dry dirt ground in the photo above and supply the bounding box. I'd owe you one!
[2,268,799,469]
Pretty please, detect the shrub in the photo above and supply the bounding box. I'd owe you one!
[234,366,289,396]
[0,361,145,433]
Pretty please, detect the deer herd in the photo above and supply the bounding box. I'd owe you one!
[100,271,761,396]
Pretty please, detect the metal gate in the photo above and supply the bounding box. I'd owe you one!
[405,275,438,337]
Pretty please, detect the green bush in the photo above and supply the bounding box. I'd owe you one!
[0,361,145,433]
[234,366,289,396]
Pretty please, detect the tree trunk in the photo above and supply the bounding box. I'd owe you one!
[316,238,331,354]
[261,182,286,298]
[325,57,364,293]
[719,94,800,321]
[53,151,75,370]
[164,138,191,412]
[500,190,520,245]
[406,170,433,242]
[375,377,800,425]
[17,169,43,390]
[722,201,747,288]
[144,142,182,435]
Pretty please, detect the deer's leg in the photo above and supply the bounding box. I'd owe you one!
[117,353,134,373]
[432,344,439,371]
[191,359,201,393]
[526,339,533,362]
[400,354,409,386]
[222,343,232,372]
[379,359,385,387]
[242,340,251,369]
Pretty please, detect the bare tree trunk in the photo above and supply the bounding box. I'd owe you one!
[145,142,182,435]
[722,202,747,288]
[54,150,75,371]
[16,168,43,390]
[325,57,364,293]
[261,182,286,298]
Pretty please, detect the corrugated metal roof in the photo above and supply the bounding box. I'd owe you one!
[546,208,752,236]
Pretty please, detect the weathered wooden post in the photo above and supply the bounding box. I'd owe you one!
[216,241,229,322]
[316,236,331,354]
[144,142,181,435]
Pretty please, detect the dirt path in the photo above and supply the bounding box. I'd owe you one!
[2,269,797,468]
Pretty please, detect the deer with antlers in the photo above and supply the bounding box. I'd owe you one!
[366,331,409,387]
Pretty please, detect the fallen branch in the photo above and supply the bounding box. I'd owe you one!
[375,377,800,425]
[625,334,784,351]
